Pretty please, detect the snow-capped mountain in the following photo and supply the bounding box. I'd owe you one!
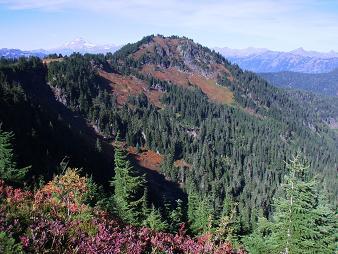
[289,48,338,59]
[50,37,120,55]
[0,38,120,59]
[62,37,96,49]
[215,47,338,73]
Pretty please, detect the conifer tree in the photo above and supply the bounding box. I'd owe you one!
[0,127,29,183]
[95,138,102,153]
[169,199,184,233]
[214,199,241,244]
[270,155,335,254]
[143,204,168,231]
[244,154,336,254]
[242,217,274,254]
[188,190,213,234]
[111,132,146,225]
[161,151,174,178]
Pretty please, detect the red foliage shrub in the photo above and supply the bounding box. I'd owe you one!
[0,170,246,253]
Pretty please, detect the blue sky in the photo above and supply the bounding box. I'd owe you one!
[0,0,337,51]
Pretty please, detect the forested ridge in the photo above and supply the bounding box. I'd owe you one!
[259,68,338,96]
[0,35,336,253]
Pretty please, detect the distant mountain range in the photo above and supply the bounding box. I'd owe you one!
[51,37,120,55]
[215,47,338,73]
[0,38,120,58]
[0,48,47,59]
[2,39,338,74]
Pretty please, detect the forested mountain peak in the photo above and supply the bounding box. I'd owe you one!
[115,35,232,78]
[103,35,235,105]
[106,35,338,130]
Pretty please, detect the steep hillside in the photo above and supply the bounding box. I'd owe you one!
[1,36,337,235]
[259,68,338,96]
[0,56,184,205]
[0,58,112,182]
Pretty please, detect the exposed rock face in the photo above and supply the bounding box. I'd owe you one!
[50,85,68,106]
[132,36,229,79]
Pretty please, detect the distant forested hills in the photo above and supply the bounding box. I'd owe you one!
[259,68,338,97]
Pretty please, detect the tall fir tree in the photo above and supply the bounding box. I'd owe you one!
[214,198,241,245]
[95,138,102,153]
[169,199,185,233]
[188,189,214,235]
[244,154,336,254]
[0,127,29,183]
[110,132,147,225]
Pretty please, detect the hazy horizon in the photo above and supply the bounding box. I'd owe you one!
[0,0,337,52]
[2,36,338,55]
